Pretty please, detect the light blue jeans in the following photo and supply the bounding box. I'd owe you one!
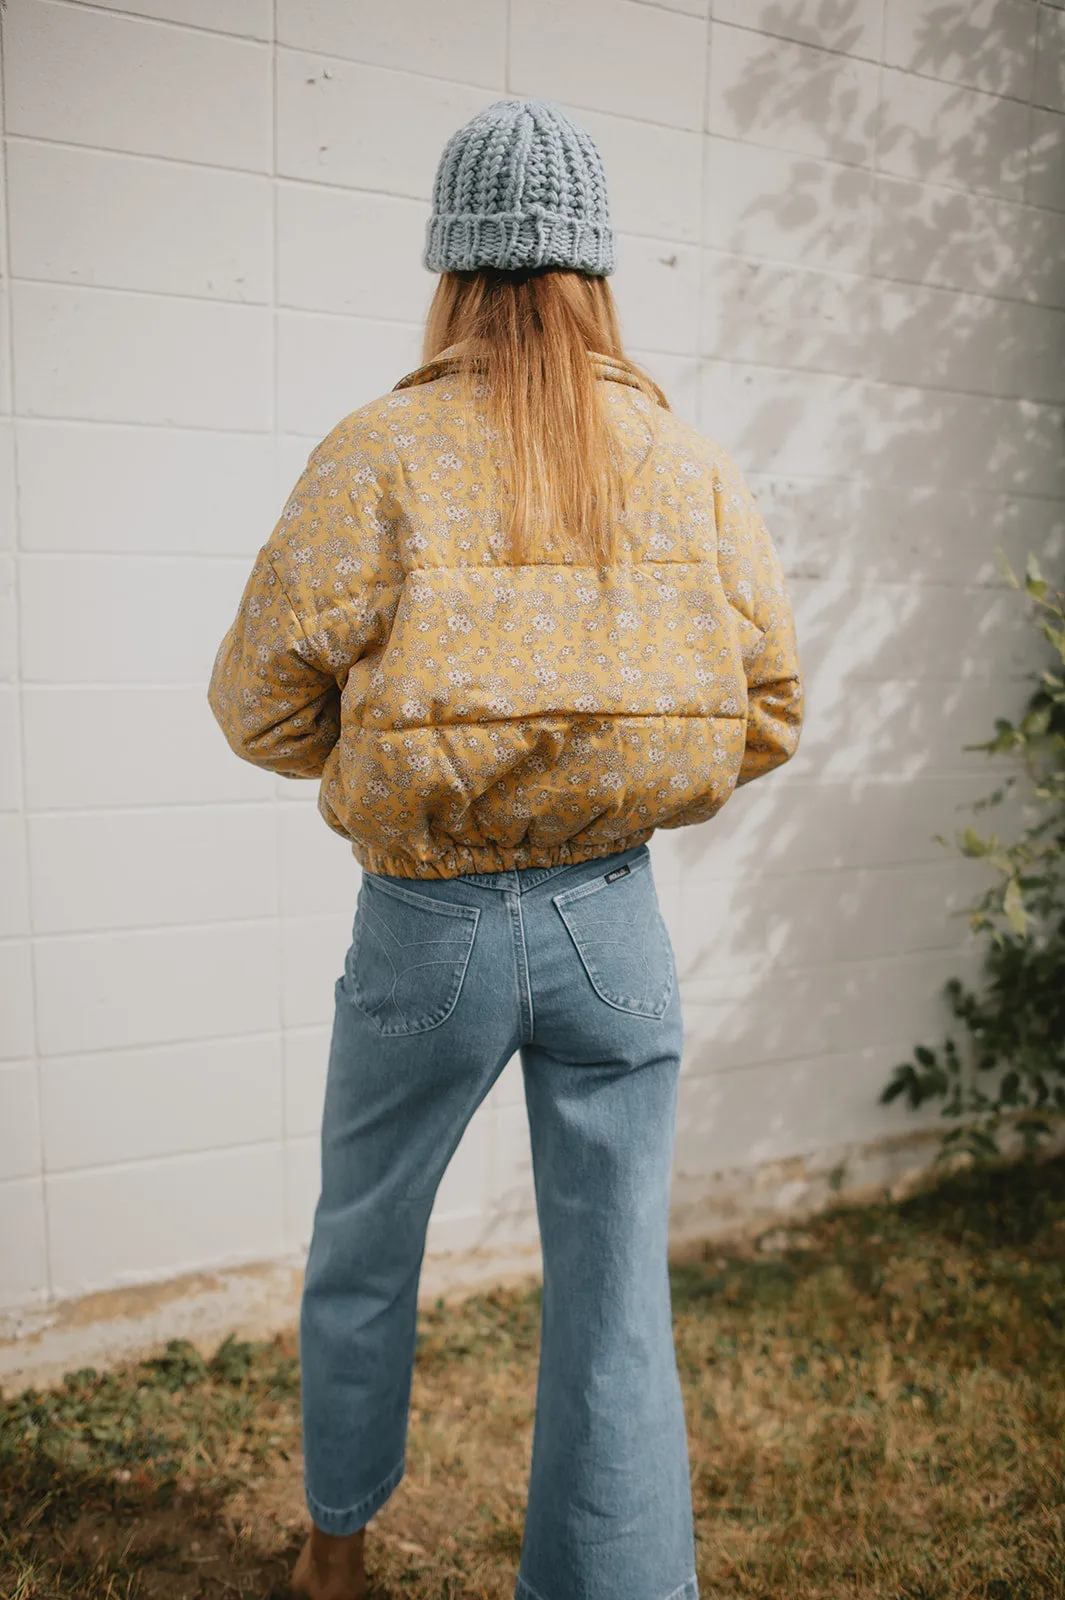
[299,841,699,1600]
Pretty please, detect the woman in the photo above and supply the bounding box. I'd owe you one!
[209,97,802,1600]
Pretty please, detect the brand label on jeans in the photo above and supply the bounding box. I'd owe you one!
[604,864,631,883]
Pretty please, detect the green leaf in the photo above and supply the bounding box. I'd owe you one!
[1025,553,1049,598]
[995,548,1020,589]
[1002,876,1028,937]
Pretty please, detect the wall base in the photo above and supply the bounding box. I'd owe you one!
[0,1124,1043,1395]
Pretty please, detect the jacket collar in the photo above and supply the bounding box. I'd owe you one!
[392,341,652,395]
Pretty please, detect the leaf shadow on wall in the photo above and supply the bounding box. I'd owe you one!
[656,0,1065,1219]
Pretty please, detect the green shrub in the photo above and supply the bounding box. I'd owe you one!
[881,554,1065,1159]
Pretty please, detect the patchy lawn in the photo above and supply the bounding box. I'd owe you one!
[2,1156,1064,1599]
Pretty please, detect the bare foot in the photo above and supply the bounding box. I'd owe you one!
[291,1524,368,1600]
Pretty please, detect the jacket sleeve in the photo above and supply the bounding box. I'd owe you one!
[208,415,392,779]
[207,539,342,779]
[712,448,803,787]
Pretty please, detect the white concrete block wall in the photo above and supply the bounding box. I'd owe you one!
[1,0,1064,1315]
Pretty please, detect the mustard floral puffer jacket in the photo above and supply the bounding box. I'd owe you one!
[208,346,803,879]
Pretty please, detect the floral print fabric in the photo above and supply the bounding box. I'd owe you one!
[207,348,803,879]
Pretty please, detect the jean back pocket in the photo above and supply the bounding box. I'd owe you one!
[345,875,479,1036]
[552,853,674,1018]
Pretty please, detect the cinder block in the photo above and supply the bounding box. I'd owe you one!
[744,472,864,583]
[284,1135,320,1253]
[875,176,1000,290]
[12,284,273,430]
[849,379,1019,492]
[34,921,281,1056]
[877,67,1030,201]
[19,554,255,685]
[4,0,272,170]
[0,558,15,682]
[17,422,277,556]
[510,0,707,130]
[28,805,278,934]
[995,493,1065,581]
[41,1035,282,1172]
[0,690,20,812]
[786,668,1034,781]
[830,479,1065,588]
[278,803,360,917]
[277,0,506,86]
[8,142,272,303]
[429,1102,493,1227]
[999,395,1065,499]
[635,0,707,14]
[868,280,1024,394]
[708,25,879,165]
[0,817,30,938]
[612,236,701,356]
[96,0,271,37]
[672,1048,928,1173]
[0,189,9,417]
[487,1102,535,1215]
[673,859,988,978]
[483,1053,525,1112]
[0,423,14,550]
[276,435,321,503]
[0,1064,41,1182]
[700,360,869,479]
[884,0,1039,99]
[0,942,35,1061]
[277,51,493,195]
[1010,301,1065,404]
[283,1027,330,1139]
[280,914,351,1029]
[679,770,993,881]
[277,184,432,322]
[0,1178,48,1308]
[1026,108,1065,210]
[1035,2,1065,112]
[703,137,875,273]
[702,254,870,376]
[45,1144,285,1297]
[871,175,1065,309]
[630,349,700,426]
[714,0,884,57]
[23,687,272,810]
[1018,204,1065,308]
[276,311,422,437]
[679,947,975,1071]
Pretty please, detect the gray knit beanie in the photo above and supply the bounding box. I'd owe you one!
[423,98,616,277]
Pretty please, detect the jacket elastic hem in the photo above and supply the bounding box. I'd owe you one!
[304,1454,405,1536]
[351,830,656,881]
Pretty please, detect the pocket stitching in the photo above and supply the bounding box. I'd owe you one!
[554,880,674,1019]
[346,883,480,1036]
[358,873,481,924]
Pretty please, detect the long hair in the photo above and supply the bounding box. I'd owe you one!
[420,267,669,566]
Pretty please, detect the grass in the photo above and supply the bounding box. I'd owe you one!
[2,1155,1064,1599]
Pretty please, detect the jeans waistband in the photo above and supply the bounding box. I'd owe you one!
[447,842,649,896]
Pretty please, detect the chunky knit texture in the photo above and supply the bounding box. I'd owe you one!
[423,98,616,276]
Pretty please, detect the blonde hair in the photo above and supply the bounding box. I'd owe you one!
[420,267,668,566]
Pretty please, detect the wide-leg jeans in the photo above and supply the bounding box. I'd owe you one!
[298,840,699,1600]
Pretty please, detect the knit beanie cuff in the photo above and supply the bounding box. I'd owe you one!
[423,207,616,277]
